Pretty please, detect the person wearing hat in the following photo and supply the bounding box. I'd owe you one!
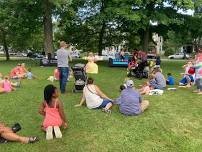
[114,80,149,116]
[56,41,72,93]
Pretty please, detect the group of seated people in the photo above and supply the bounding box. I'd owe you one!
[178,49,202,94]
[0,63,36,94]
[75,77,149,116]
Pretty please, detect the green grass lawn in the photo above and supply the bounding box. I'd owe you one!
[1,59,202,152]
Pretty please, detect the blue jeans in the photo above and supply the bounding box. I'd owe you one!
[58,67,69,93]
[179,75,194,85]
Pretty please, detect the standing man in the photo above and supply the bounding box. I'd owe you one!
[57,41,72,93]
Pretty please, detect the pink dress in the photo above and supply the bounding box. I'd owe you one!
[43,100,63,128]
[54,69,60,80]
[3,80,12,92]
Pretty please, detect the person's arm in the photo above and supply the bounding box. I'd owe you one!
[38,102,45,116]
[58,99,68,128]
[68,52,72,62]
[94,85,112,101]
[75,93,86,107]
[114,95,122,105]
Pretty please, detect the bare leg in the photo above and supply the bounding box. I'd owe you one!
[105,102,113,110]
[1,132,28,144]
[0,88,5,93]
[1,128,29,144]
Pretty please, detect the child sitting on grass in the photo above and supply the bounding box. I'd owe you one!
[139,74,155,95]
[2,76,16,92]
[26,68,37,80]
[166,73,175,85]
[39,84,68,140]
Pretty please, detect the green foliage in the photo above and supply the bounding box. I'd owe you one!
[164,48,175,56]
[2,59,202,151]
[0,0,202,55]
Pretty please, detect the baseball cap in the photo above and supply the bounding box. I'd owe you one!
[126,80,134,88]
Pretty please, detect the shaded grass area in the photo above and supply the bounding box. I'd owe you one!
[0,59,202,152]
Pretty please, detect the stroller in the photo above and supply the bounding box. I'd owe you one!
[128,61,149,79]
[72,63,87,92]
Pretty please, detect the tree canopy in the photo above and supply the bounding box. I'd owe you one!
[0,0,201,59]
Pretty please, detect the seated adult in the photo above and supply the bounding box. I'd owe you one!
[151,67,166,89]
[10,64,26,79]
[179,61,195,87]
[114,80,149,116]
[85,52,98,74]
[75,77,113,113]
[0,122,38,144]
[19,63,28,75]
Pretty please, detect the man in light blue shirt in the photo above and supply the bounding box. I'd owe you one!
[57,41,72,93]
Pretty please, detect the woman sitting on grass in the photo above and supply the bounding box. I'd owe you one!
[151,67,166,90]
[10,64,26,79]
[39,84,68,140]
[0,122,38,144]
[179,61,195,87]
[114,80,149,116]
[75,77,113,113]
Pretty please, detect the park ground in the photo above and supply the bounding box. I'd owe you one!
[0,59,202,152]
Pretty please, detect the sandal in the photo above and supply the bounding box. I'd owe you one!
[28,136,39,144]
[102,108,112,114]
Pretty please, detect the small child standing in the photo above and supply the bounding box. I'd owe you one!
[166,73,175,85]
[39,84,68,140]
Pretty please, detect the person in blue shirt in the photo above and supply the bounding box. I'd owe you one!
[26,68,37,79]
[166,73,175,85]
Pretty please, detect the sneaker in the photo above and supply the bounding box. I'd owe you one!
[102,108,112,114]
[53,126,62,138]
[46,126,53,140]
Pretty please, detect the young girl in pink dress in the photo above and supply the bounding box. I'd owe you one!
[2,76,16,92]
[39,84,68,140]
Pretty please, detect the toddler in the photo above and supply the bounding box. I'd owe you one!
[166,73,175,85]
[26,68,36,80]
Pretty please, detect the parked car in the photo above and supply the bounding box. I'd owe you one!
[168,53,190,59]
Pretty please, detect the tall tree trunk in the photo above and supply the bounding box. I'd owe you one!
[98,22,106,56]
[2,31,9,61]
[143,28,149,52]
[43,0,53,57]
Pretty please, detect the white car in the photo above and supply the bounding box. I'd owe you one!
[168,53,190,59]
